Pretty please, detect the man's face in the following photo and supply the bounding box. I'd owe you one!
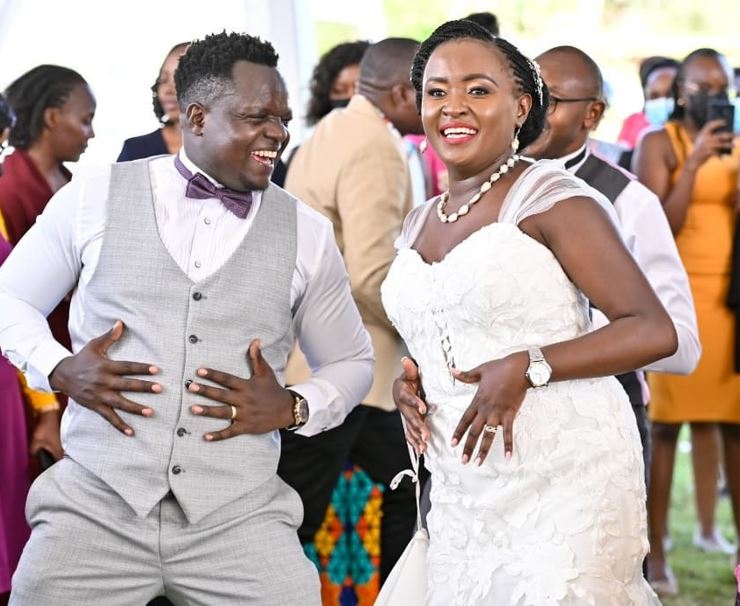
[391,81,424,136]
[187,60,292,191]
[524,53,601,160]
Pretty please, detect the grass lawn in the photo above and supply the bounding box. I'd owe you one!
[658,428,737,606]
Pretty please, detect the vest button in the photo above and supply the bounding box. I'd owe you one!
[172,465,182,475]
[185,380,192,388]
[192,292,202,301]
[188,335,198,344]
[176,427,187,437]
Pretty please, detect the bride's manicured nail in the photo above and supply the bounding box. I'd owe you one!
[505,451,512,461]
[451,438,459,447]
[475,457,483,467]
[461,454,469,464]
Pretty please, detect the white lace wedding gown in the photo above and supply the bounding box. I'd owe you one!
[381,162,661,605]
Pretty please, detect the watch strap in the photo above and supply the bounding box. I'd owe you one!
[528,346,545,363]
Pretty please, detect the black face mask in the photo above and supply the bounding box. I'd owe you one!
[329,98,351,110]
[687,90,729,127]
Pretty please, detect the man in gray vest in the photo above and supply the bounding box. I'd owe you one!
[0,32,373,605]
[523,45,700,472]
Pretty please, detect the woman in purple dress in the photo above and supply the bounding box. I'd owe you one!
[0,234,27,604]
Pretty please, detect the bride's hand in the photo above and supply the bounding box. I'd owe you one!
[393,357,430,455]
[450,352,529,465]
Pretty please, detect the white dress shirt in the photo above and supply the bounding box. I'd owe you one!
[563,143,701,375]
[0,151,374,437]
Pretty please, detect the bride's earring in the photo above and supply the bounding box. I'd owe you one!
[420,138,428,154]
[511,127,520,152]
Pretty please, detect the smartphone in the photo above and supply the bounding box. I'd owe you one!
[707,99,735,155]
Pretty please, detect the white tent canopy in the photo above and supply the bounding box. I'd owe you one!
[0,0,387,166]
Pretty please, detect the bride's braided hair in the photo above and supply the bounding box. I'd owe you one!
[410,20,549,152]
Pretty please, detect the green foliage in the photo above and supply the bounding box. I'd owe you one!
[315,21,365,57]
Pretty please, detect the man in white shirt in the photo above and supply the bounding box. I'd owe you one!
[0,32,373,606]
[282,38,424,582]
[523,45,701,474]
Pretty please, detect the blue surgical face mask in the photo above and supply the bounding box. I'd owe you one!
[734,97,740,134]
[644,97,675,126]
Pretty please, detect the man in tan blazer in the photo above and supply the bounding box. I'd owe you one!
[278,38,423,582]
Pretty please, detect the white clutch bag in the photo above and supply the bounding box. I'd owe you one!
[374,443,427,606]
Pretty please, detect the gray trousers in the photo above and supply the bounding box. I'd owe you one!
[10,457,320,605]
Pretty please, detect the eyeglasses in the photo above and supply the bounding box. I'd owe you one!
[547,95,600,115]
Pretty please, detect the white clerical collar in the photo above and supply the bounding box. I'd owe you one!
[560,144,589,172]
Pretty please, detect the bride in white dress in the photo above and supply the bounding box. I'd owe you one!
[380,21,673,605]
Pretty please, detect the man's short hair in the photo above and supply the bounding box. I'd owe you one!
[175,31,279,109]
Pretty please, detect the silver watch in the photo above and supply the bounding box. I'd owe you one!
[525,347,552,388]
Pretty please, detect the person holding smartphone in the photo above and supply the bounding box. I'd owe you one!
[634,47,740,596]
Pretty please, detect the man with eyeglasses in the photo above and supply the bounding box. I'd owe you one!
[524,45,701,481]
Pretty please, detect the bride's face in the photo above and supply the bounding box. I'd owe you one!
[421,39,528,177]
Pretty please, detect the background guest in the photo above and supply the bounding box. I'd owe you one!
[282,37,423,590]
[0,65,95,246]
[523,44,700,481]
[0,237,61,606]
[0,95,13,167]
[284,39,370,181]
[617,56,679,152]
[0,65,95,469]
[117,42,188,161]
[463,11,500,35]
[305,40,370,126]
[0,99,62,604]
[634,47,740,596]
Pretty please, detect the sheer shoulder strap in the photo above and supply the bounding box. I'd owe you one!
[395,198,436,250]
[498,160,619,226]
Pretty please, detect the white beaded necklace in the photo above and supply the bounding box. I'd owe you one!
[436,154,521,224]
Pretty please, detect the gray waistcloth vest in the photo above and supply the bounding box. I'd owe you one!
[63,158,297,523]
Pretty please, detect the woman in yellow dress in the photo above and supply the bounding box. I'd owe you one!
[635,47,740,596]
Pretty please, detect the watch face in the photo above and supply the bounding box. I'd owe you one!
[297,399,309,424]
[528,362,551,387]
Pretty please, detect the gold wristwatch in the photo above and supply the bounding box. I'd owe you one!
[285,390,309,431]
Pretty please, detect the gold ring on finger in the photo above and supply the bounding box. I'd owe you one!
[229,405,237,421]
[483,424,497,434]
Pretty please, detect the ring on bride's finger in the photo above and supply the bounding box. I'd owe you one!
[483,424,497,434]
[230,405,238,421]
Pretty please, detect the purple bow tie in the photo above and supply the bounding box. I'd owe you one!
[174,156,253,220]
